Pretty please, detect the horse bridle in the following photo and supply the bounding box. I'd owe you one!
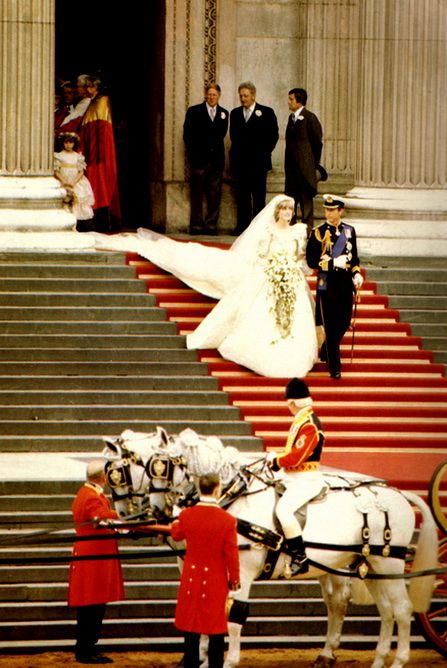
[105,444,192,517]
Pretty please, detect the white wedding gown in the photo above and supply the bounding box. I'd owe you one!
[91,209,317,378]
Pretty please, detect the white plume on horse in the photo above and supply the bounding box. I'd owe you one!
[177,428,241,484]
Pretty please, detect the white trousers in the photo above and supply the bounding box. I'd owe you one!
[275,470,325,539]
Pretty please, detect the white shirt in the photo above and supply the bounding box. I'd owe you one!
[244,103,255,121]
[291,105,305,122]
[206,103,217,120]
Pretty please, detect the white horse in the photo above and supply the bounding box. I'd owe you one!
[102,427,438,668]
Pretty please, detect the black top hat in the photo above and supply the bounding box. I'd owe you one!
[316,164,328,182]
[322,193,345,209]
[285,378,310,399]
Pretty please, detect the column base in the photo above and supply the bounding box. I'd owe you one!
[0,176,76,232]
[0,230,96,251]
[344,187,447,257]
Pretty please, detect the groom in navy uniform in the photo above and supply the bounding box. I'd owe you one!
[306,195,363,379]
[183,83,229,235]
[229,81,279,235]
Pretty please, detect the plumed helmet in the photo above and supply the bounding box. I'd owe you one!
[285,378,311,399]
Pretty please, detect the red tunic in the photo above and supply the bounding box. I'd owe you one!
[68,483,125,607]
[171,502,240,635]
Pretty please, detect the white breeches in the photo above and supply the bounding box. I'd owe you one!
[275,470,325,539]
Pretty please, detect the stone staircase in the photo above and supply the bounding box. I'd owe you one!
[0,251,260,453]
[0,249,439,655]
[364,256,447,366]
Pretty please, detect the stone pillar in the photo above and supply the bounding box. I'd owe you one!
[346,0,447,255]
[0,0,84,248]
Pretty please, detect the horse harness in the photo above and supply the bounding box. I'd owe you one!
[219,470,407,581]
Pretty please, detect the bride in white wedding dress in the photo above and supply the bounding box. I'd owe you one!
[91,194,318,378]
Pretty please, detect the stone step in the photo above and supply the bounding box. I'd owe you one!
[363,256,447,269]
[389,307,447,323]
[0,405,241,421]
[374,281,447,296]
[0,321,177,334]
[0,265,135,279]
[0,306,167,321]
[388,295,447,309]
[0,434,261,453]
[0,390,229,406]
[0,348,197,362]
[0,335,185,349]
[0,293,156,307]
[0,361,208,375]
[0,278,145,292]
[0,614,391,643]
[0,375,218,391]
[0,252,127,264]
[366,268,447,282]
[0,494,73,511]
[0,420,252,436]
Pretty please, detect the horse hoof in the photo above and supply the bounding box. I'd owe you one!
[314,656,336,668]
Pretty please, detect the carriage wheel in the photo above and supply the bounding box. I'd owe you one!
[415,537,447,657]
[428,460,447,534]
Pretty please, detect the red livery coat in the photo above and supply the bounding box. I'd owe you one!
[68,483,125,607]
[171,502,240,635]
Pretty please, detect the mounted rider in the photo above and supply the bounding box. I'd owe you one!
[267,378,325,576]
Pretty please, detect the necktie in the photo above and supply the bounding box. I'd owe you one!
[210,107,215,121]
[289,113,296,124]
[244,109,251,122]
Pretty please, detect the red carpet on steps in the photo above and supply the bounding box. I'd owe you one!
[127,251,447,494]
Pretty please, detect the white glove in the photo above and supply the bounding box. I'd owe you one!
[353,273,364,289]
[333,255,347,269]
[266,451,277,462]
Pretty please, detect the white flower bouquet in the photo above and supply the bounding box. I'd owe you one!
[265,250,301,339]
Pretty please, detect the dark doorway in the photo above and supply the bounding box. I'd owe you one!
[55,1,165,229]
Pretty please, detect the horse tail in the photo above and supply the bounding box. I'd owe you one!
[402,490,438,613]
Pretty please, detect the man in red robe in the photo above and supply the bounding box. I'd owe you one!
[79,77,121,232]
[68,460,124,664]
[171,474,240,668]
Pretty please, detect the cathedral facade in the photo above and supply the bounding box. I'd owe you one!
[0,0,446,255]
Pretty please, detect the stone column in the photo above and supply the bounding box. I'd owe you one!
[0,0,83,248]
[346,0,447,255]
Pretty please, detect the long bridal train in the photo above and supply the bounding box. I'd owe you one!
[91,195,318,378]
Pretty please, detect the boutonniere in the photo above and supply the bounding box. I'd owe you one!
[345,228,352,239]
[297,115,304,121]
[220,112,226,120]
[255,109,262,117]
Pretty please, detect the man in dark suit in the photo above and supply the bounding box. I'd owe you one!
[306,194,364,379]
[229,81,279,235]
[183,83,229,235]
[284,88,324,236]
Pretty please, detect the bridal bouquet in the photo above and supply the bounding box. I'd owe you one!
[265,250,301,339]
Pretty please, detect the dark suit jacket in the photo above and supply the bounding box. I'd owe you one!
[284,107,323,195]
[183,101,229,170]
[229,102,279,176]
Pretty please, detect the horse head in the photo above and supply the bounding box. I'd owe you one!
[102,426,192,521]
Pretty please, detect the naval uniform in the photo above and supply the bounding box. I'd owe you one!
[171,498,240,668]
[306,220,361,376]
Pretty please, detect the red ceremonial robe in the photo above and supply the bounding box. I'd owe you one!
[68,483,124,607]
[79,95,121,221]
[171,502,240,635]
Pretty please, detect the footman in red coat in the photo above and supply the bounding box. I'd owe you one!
[170,473,240,668]
[68,460,124,664]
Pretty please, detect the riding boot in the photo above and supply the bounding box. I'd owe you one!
[286,536,309,576]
